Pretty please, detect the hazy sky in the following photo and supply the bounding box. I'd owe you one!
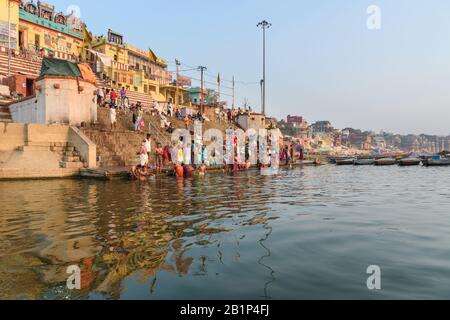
[54,0,450,135]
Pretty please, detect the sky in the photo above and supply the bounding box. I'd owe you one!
[53,0,450,135]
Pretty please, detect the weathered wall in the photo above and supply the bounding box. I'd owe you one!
[69,127,97,168]
[27,123,70,145]
[10,76,97,125]
[0,122,26,151]
[0,123,97,170]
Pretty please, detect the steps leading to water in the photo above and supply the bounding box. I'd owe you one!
[0,97,13,123]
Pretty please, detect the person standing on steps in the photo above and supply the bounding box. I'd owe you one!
[110,89,117,106]
[109,104,117,131]
[138,140,149,168]
[145,134,152,167]
[97,87,104,106]
[120,87,127,109]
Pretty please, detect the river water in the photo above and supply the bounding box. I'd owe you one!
[1,165,450,300]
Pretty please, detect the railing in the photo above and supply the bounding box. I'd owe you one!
[148,120,171,146]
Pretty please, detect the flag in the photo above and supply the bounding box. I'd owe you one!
[217,73,221,84]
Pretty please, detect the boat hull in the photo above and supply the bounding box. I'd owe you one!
[374,159,397,166]
[398,159,422,166]
[423,159,450,167]
[336,159,355,165]
[354,159,375,165]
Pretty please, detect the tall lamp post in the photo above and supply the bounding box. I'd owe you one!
[7,0,12,77]
[257,20,271,116]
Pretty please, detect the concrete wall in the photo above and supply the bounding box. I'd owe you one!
[0,122,26,151]
[27,123,70,145]
[0,123,96,169]
[237,114,266,132]
[9,95,43,124]
[10,76,98,126]
[69,127,97,168]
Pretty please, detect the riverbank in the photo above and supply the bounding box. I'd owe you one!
[79,160,319,180]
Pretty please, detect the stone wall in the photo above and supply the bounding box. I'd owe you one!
[0,123,27,151]
[0,123,97,177]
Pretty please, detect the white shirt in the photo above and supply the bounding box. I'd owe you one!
[144,139,151,153]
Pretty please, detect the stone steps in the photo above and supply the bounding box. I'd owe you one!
[0,51,42,78]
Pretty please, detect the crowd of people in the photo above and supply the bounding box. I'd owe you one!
[95,87,308,182]
[129,132,309,182]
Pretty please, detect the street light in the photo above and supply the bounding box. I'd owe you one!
[257,20,271,116]
[7,0,12,77]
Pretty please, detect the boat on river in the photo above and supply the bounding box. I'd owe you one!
[423,156,450,167]
[374,158,397,166]
[398,157,422,166]
[354,158,375,166]
[336,158,355,165]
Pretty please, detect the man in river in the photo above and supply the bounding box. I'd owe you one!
[198,162,207,176]
[155,143,164,174]
[183,163,195,177]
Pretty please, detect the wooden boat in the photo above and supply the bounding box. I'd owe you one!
[354,159,375,165]
[423,156,450,167]
[336,158,355,165]
[374,158,397,166]
[398,157,421,166]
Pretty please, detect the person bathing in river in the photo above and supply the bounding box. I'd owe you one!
[183,163,195,177]
[155,143,164,174]
[174,163,184,178]
[198,161,207,176]
[130,165,150,182]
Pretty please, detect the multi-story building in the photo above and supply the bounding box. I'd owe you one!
[310,121,334,134]
[1,0,86,61]
[287,115,308,129]
[0,1,179,105]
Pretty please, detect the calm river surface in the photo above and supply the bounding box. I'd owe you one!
[1,166,450,300]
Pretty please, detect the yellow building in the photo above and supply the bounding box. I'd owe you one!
[90,29,172,101]
[0,0,20,50]
[1,0,86,60]
[1,0,179,104]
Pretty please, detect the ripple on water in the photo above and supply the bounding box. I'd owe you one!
[1,166,450,299]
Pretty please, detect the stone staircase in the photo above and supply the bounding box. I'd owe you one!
[82,108,148,167]
[126,90,155,109]
[0,98,13,123]
[82,129,144,167]
[0,50,42,78]
[17,142,86,169]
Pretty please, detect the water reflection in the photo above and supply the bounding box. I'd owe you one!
[2,166,450,299]
[0,171,278,300]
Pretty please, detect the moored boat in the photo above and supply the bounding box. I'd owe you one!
[398,157,422,166]
[423,156,450,167]
[374,158,397,166]
[354,159,375,165]
[336,158,355,165]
